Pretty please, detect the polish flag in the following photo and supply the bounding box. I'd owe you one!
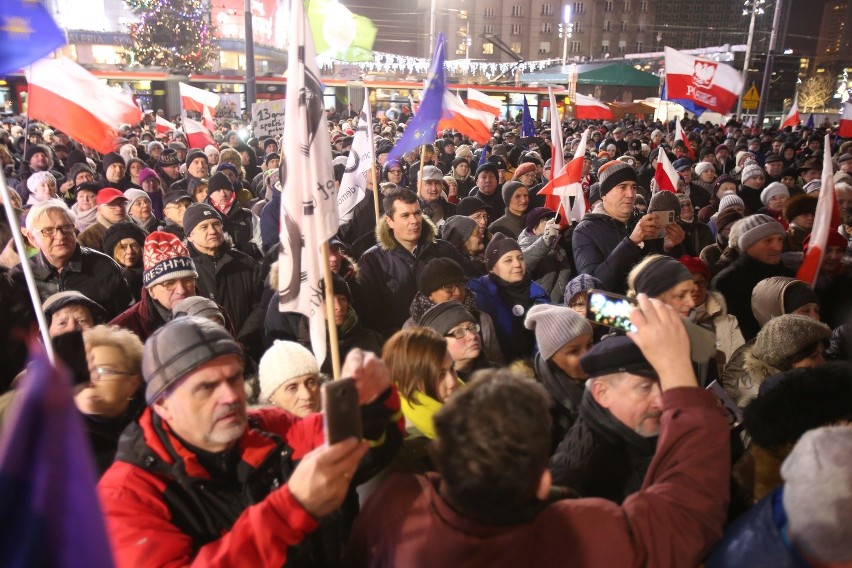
[654,148,679,193]
[781,96,800,129]
[573,93,613,120]
[548,86,565,182]
[155,115,176,135]
[838,102,852,138]
[25,58,142,155]
[674,119,696,160]
[466,88,502,118]
[797,135,841,285]
[664,47,743,114]
[179,82,219,131]
[184,117,216,150]
[437,92,496,144]
[538,127,591,224]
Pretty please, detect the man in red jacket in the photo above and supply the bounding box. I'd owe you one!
[344,295,731,567]
[99,316,403,567]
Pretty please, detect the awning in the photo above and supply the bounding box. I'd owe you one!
[521,62,661,88]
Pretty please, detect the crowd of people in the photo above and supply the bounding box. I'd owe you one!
[0,105,851,567]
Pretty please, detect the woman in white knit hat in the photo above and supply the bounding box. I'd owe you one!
[259,341,322,417]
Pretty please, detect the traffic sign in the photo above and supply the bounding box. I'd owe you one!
[742,84,760,111]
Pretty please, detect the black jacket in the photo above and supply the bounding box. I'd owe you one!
[12,245,133,320]
[468,187,505,226]
[679,220,715,258]
[534,353,585,454]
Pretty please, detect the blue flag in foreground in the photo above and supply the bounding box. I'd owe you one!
[0,0,66,76]
[521,96,536,138]
[386,34,446,163]
[0,345,114,568]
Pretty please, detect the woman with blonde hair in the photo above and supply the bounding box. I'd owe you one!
[627,254,695,318]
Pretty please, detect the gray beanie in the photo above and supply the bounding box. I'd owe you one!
[718,193,745,212]
[741,163,764,183]
[143,316,243,404]
[752,314,831,370]
[524,304,593,360]
[564,274,601,305]
[172,296,224,324]
[258,340,319,403]
[441,215,478,249]
[419,300,476,335]
[759,182,789,206]
[501,181,525,206]
[781,426,852,563]
[737,214,786,252]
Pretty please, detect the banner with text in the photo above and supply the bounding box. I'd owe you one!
[251,99,286,137]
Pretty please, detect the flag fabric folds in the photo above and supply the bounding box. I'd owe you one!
[26,58,142,155]
[573,93,614,120]
[547,87,565,181]
[674,119,696,160]
[467,88,502,117]
[0,0,66,76]
[838,102,852,138]
[663,47,744,115]
[184,117,216,150]
[804,113,815,129]
[0,345,115,568]
[338,94,374,223]
[781,95,800,129]
[437,92,495,145]
[539,128,591,224]
[278,0,340,366]
[307,0,377,62]
[155,115,176,135]
[797,135,841,285]
[179,82,219,131]
[385,34,446,164]
[521,96,536,137]
[654,149,679,193]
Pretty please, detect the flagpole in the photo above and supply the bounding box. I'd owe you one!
[367,88,381,227]
[320,242,342,379]
[0,169,55,364]
[418,144,427,196]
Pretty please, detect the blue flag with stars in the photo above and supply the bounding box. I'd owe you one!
[386,33,446,164]
[521,96,536,138]
[0,0,66,76]
[805,113,815,129]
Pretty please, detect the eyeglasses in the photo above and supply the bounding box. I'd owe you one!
[158,276,196,292]
[387,169,403,175]
[93,366,137,382]
[440,282,467,295]
[37,224,75,238]
[445,323,480,339]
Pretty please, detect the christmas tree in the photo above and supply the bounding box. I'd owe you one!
[124,0,217,73]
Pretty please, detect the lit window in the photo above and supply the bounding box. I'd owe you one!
[483,42,494,55]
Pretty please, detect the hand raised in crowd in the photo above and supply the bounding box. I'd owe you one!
[543,217,560,246]
[629,213,661,244]
[628,294,697,390]
[341,348,392,405]
[663,221,686,251]
[287,437,369,518]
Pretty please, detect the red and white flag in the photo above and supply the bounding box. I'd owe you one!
[25,58,142,155]
[674,119,695,160]
[183,117,216,150]
[654,148,679,193]
[797,135,841,285]
[548,86,564,180]
[155,115,176,135]
[278,0,339,367]
[539,128,591,224]
[466,88,502,118]
[573,93,613,120]
[179,82,219,131]
[838,102,852,138]
[437,92,495,144]
[781,95,800,129]
[664,47,743,114]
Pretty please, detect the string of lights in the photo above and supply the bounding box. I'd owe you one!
[125,0,217,72]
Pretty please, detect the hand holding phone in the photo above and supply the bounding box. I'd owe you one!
[586,289,637,333]
[322,378,363,446]
[650,210,674,239]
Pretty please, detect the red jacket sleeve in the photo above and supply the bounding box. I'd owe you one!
[99,464,319,568]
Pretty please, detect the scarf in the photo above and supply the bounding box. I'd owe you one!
[211,191,237,216]
[579,390,658,456]
[72,203,98,232]
[489,273,535,312]
[400,391,445,439]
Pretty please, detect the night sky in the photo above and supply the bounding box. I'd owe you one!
[787,0,827,55]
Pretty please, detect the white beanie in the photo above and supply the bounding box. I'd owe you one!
[718,193,745,212]
[760,182,790,206]
[259,341,320,402]
[694,162,716,178]
[741,163,765,183]
[124,188,151,212]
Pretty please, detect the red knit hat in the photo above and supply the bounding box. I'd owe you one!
[677,255,710,280]
[802,231,848,254]
[142,231,198,288]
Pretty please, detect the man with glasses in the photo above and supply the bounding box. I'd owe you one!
[160,190,193,240]
[677,194,714,257]
[16,200,133,319]
[78,188,129,251]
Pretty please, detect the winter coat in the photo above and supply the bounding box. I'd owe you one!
[518,228,571,304]
[572,205,677,294]
[355,216,466,338]
[678,220,715,258]
[207,199,263,260]
[77,214,111,252]
[688,181,713,209]
[694,291,746,371]
[188,242,263,353]
[343,389,731,568]
[711,254,794,341]
[549,390,658,503]
[259,189,280,253]
[700,242,725,276]
[784,224,809,253]
[419,197,456,226]
[468,274,549,363]
[489,211,526,239]
[11,245,133,320]
[99,393,404,568]
[533,353,585,453]
[720,339,785,411]
[159,218,186,241]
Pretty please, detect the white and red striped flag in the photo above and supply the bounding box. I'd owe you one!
[674,119,695,160]
[538,127,591,224]
[155,115,176,135]
[838,102,852,138]
[781,95,800,129]
[654,148,679,193]
[573,93,613,120]
[179,82,219,131]
[25,58,142,154]
[796,135,841,285]
[547,86,565,181]
[184,117,216,149]
[437,92,495,144]
[466,88,502,117]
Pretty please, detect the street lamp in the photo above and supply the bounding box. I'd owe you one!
[736,0,766,117]
[560,5,572,66]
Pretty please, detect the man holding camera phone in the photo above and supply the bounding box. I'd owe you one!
[572,160,685,294]
[99,317,403,567]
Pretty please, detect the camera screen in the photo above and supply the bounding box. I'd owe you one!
[587,291,637,333]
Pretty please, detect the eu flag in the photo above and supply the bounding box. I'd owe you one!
[0,344,114,567]
[805,113,815,129]
[0,0,66,76]
[521,96,536,138]
[387,34,446,164]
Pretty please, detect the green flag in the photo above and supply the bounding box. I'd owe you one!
[307,0,377,62]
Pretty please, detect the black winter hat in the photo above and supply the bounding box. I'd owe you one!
[207,172,234,195]
[24,144,50,163]
[102,152,125,172]
[185,149,208,167]
[580,335,656,378]
[418,258,466,296]
[322,272,353,303]
[457,195,490,216]
[418,300,476,335]
[183,203,222,236]
[475,163,498,179]
[156,148,180,168]
[484,233,521,271]
[102,220,147,260]
[74,181,104,197]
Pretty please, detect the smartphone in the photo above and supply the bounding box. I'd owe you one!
[586,289,637,333]
[651,210,675,238]
[322,378,362,446]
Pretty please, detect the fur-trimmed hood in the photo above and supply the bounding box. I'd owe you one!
[743,351,781,385]
[375,214,439,252]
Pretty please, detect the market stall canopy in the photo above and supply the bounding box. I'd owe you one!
[607,101,658,119]
[521,62,660,88]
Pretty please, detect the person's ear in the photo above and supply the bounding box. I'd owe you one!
[536,468,552,501]
[23,228,39,249]
[589,379,608,407]
[152,397,172,422]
